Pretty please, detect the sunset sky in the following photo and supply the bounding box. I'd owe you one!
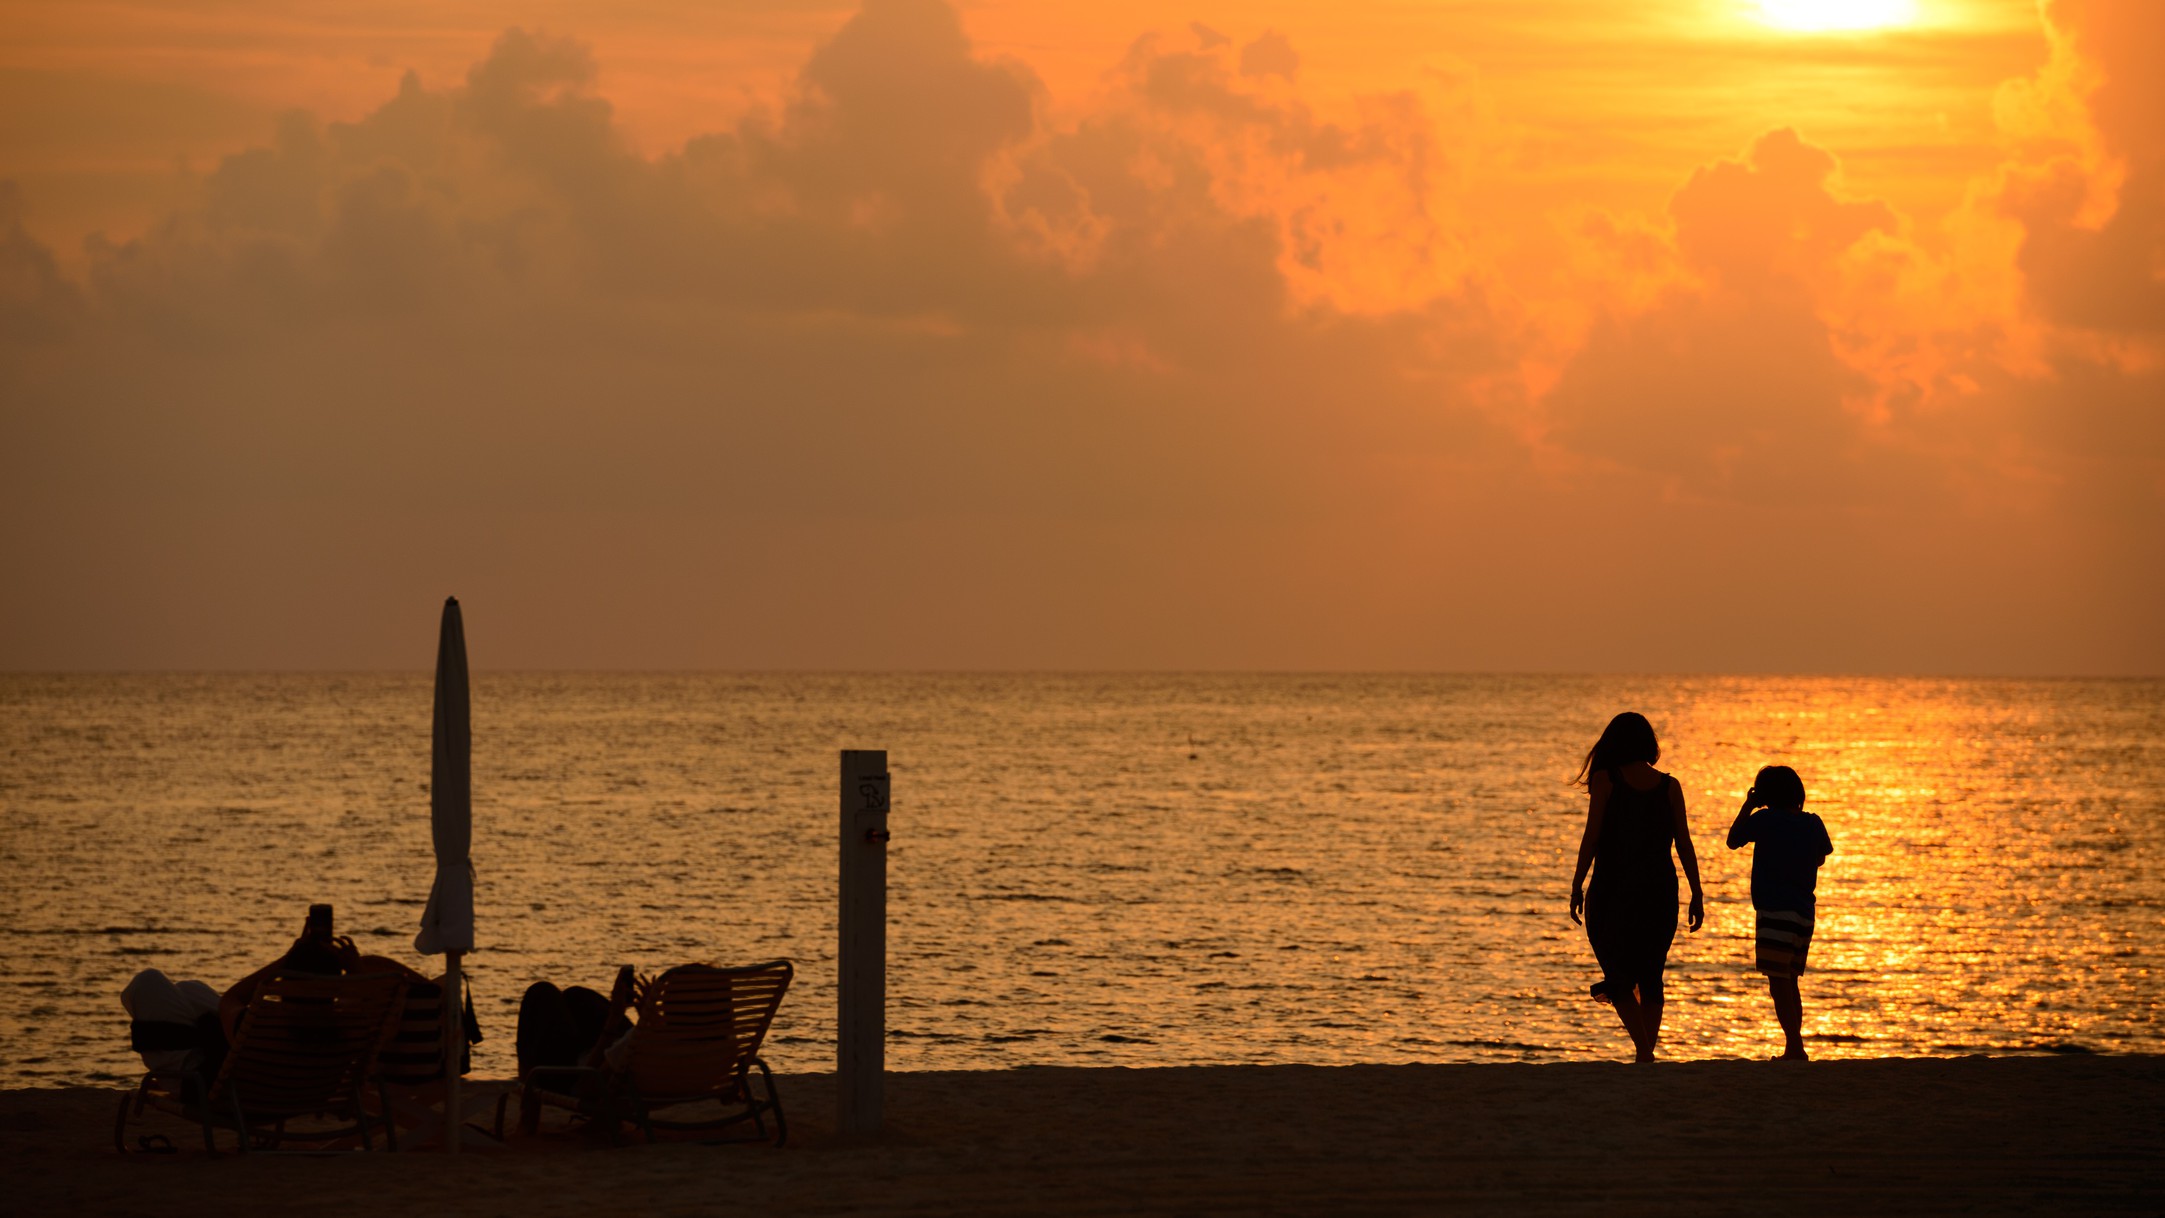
[1,0,2158,672]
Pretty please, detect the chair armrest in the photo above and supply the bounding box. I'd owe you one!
[515,1064,611,1137]
[521,1065,603,1088]
[520,1064,611,1106]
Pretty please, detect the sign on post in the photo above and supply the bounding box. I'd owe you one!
[838,749,889,1135]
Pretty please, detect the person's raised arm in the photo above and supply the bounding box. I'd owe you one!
[1726,785,1759,850]
[1671,778,1705,933]
[1570,772,1610,926]
[580,965,643,1070]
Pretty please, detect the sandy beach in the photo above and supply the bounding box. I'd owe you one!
[6,1055,2158,1216]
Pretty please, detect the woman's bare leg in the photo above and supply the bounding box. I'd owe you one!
[1638,979,1664,1061]
[1609,987,1651,1060]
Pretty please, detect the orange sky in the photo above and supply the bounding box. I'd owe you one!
[0,1,2049,257]
[0,0,2158,671]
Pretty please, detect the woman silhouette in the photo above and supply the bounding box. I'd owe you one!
[1568,712,1704,1062]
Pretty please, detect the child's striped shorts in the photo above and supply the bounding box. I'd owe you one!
[1755,909,1814,978]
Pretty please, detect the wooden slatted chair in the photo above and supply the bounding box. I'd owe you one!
[365,975,501,1148]
[506,960,792,1146]
[113,971,409,1154]
[375,977,461,1088]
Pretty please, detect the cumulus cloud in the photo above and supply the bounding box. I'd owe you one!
[0,0,2157,671]
[0,182,77,343]
[1543,130,1897,501]
[1953,0,2165,505]
[1999,0,2165,338]
[1541,11,2165,516]
[1239,32,1301,82]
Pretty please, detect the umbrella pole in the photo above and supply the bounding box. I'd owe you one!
[444,949,462,1155]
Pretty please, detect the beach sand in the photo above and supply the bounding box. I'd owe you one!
[5,1056,2159,1215]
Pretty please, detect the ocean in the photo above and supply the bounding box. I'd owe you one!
[2,673,2159,1087]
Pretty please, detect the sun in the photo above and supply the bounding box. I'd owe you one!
[1752,0,1916,32]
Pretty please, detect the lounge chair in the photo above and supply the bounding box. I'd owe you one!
[113,971,409,1154]
[499,959,792,1146]
[376,975,469,1087]
[368,975,500,1148]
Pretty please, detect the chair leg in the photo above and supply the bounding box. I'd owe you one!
[227,1087,250,1154]
[732,1064,766,1142]
[183,1075,219,1156]
[111,1090,134,1154]
[600,1095,622,1146]
[112,1077,159,1154]
[518,1083,542,1137]
[625,1080,658,1145]
[755,1058,787,1148]
[377,1079,399,1151]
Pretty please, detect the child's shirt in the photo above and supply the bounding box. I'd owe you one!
[1731,808,1834,916]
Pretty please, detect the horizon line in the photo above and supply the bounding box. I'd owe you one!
[4,667,2161,681]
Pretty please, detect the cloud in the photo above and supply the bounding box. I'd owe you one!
[0,2,1521,663]
[1239,32,1300,82]
[1542,130,1898,502]
[1954,0,2165,517]
[0,182,77,343]
[1541,16,2165,517]
[0,0,2157,671]
[1670,129,1895,297]
[1996,0,2165,337]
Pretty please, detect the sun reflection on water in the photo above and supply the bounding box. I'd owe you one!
[1655,677,2160,1061]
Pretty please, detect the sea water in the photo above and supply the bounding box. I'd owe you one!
[2,673,2159,1086]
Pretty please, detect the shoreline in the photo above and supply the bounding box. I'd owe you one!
[6,1055,2160,1215]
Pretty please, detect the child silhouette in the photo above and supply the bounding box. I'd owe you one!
[1726,765,1834,1060]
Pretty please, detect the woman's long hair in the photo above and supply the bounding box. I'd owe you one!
[1572,711,1660,786]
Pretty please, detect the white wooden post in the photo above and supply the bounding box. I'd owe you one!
[838,749,889,1135]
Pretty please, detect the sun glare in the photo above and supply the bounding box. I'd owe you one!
[1753,0,1915,32]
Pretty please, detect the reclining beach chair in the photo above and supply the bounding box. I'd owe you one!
[367,975,498,1148]
[375,976,466,1087]
[113,971,409,1154]
[501,959,792,1146]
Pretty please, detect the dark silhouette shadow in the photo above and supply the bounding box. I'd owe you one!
[1726,764,1834,1060]
[1569,712,1704,1062]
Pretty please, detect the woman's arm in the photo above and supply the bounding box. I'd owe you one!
[1671,778,1705,932]
[1569,772,1609,925]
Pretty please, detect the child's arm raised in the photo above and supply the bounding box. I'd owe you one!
[1725,786,1760,850]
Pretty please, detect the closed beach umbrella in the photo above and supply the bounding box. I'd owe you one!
[416,596,474,955]
[415,596,473,1150]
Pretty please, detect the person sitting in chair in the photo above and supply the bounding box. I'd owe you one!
[512,965,653,1134]
[122,906,433,1083]
[515,966,644,1072]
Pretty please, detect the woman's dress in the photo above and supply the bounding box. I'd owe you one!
[1585,766,1679,992]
